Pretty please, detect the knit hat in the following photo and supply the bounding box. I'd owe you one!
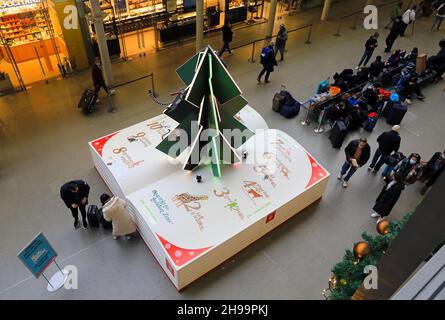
[392,125,400,132]
[390,93,399,102]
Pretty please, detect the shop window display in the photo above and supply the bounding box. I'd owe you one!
[0,0,69,89]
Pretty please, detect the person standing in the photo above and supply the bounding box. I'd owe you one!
[400,6,417,37]
[92,56,115,100]
[101,193,137,240]
[385,2,403,29]
[368,125,402,174]
[385,16,403,53]
[371,171,405,220]
[60,180,90,229]
[218,23,233,57]
[338,138,371,188]
[420,150,445,195]
[393,153,422,181]
[431,2,445,31]
[275,24,288,61]
[257,42,277,84]
[357,32,379,69]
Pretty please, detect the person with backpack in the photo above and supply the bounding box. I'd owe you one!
[357,32,379,69]
[368,125,402,174]
[382,151,406,181]
[100,193,137,240]
[218,23,233,57]
[257,42,277,84]
[337,138,371,188]
[275,24,288,61]
[385,2,403,29]
[431,2,445,31]
[420,150,445,194]
[400,6,417,37]
[60,180,90,229]
[371,171,405,220]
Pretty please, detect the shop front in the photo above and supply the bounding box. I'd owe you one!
[0,0,74,91]
[82,0,264,59]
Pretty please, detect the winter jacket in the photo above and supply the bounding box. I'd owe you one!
[222,25,233,43]
[365,37,378,51]
[422,152,445,185]
[260,46,278,72]
[60,180,90,208]
[92,63,104,86]
[276,28,288,48]
[344,139,371,167]
[373,180,405,217]
[102,196,137,236]
[369,60,385,77]
[377,130,401,154]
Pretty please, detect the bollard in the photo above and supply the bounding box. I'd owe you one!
[334,20,342,37]
[150,73,158,97]
[249,41,256,63]
[305,25,313,44]
[314,109,326,134]
[351,14,359,30]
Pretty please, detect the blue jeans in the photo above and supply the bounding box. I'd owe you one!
[340,160,358,182]
[358,49,374,67]
[382,165,394,178]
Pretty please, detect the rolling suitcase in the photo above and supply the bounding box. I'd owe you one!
[272,91,285,112]
[386,103,407,125]
[364,112,378,132]
[87,205,100,228]
[329,120,348,148]
[78,89,97,114]
[273,85,288,112]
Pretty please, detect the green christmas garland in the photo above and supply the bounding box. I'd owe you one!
[327,213,412,300]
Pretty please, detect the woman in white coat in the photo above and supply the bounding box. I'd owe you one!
[100,194,137,240]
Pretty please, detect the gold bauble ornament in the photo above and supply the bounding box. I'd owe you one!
[353,241,372,260]
[376,219,390,235]
[340,279,348,286]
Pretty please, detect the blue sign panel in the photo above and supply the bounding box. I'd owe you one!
[17,233,58,278]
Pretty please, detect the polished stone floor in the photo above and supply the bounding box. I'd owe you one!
[0,0,444,299]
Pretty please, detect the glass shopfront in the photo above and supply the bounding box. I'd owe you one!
[82,0,264,60]
[0,0,70,91]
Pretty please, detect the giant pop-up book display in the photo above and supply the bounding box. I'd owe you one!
[89,46,330,290]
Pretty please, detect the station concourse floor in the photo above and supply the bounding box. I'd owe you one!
[0,0,444,299]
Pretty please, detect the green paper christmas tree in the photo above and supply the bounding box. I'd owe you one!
[156,46,255,177]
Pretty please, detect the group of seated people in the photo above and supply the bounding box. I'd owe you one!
[319,45,441,131]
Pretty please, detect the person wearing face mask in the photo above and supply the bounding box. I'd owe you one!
[393,153,421,182]
[371,171,405,220]
[92,56,115,101]
[338,138,371,188]
[420,150,445,195]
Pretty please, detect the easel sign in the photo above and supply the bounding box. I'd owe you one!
[17,232,68,292]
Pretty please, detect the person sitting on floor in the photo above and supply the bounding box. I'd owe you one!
[396,74,426,104]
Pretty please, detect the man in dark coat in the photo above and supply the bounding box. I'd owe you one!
[369,56,385,79]
[60,180,90,229]
[218,23,233,57]
[338,137,371,188]
[357,32,379,69]
[420,150,445,194]
[368,125,401,173]
[275,24,288,61]
[385,16,403,53]
[92,57,115,100]
[371,171,405,219]
[257,42,277,84]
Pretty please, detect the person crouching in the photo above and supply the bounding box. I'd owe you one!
[100,193,137,240]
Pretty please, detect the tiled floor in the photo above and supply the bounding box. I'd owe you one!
[0,0,444,299]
